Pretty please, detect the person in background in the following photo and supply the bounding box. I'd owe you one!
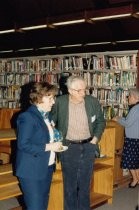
[16,82,62,210]
[51,75,106,210]
[113,88,139,188]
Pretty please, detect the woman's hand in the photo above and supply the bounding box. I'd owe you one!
[45,142,63,152]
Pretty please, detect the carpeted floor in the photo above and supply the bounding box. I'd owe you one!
[0,186,138,210]
[95,185,139,210]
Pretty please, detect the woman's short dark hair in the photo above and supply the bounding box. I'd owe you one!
[30,82,57,104]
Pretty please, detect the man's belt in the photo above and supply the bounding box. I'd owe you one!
[66,137,92,144]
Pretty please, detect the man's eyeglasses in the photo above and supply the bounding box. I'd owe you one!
[71,88,86,93]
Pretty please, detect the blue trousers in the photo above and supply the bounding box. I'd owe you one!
[19,165,54,210]
[61,142,96,210]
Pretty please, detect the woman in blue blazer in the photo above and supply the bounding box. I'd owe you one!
[16,82,62,210]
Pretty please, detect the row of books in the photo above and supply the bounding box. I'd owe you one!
[89,88,129,106]
[0,73,60,85]
[83,71,137,87]
[0,70,137,88]
[0,99,19,108]
[103,105,129,120]
[0,54,137,72]
[0,84,129,107]
[0,86,20,100]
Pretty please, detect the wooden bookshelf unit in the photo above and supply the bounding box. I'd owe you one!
[107,120,131,187]
[90,126,115,208]
[0,125,116,210]
[0,50,138,120]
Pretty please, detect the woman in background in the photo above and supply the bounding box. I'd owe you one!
[16,82,62,210]
[113,88,139,188]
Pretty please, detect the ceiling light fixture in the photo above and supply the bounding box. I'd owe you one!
[0,29,15,34]
[117,39,139,43]
[0,50,13,53]
[52,13,131,26]
[91,13,131,21]
[21,25,47,30]
[52,19,85,26]
[86,42,111,45]
[38,46,56,49]
[61,44,82,47]
[17,48,34,52]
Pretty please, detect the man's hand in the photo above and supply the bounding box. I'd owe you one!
[90,136,98,144]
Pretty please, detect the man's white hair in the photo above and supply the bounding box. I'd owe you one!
[66,76,86,89]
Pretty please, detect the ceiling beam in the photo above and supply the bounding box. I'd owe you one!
[0,3,138,31]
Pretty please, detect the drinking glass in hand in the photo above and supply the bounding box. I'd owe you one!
[53,129,63,142]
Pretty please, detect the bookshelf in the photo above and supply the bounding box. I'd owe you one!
[0,50,138,119]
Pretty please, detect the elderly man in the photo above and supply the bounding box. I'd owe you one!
[51,75,106,210]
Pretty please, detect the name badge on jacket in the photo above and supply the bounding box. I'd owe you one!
[91,115,96,123]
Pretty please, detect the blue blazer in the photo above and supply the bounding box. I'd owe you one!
[16,105,51,180]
